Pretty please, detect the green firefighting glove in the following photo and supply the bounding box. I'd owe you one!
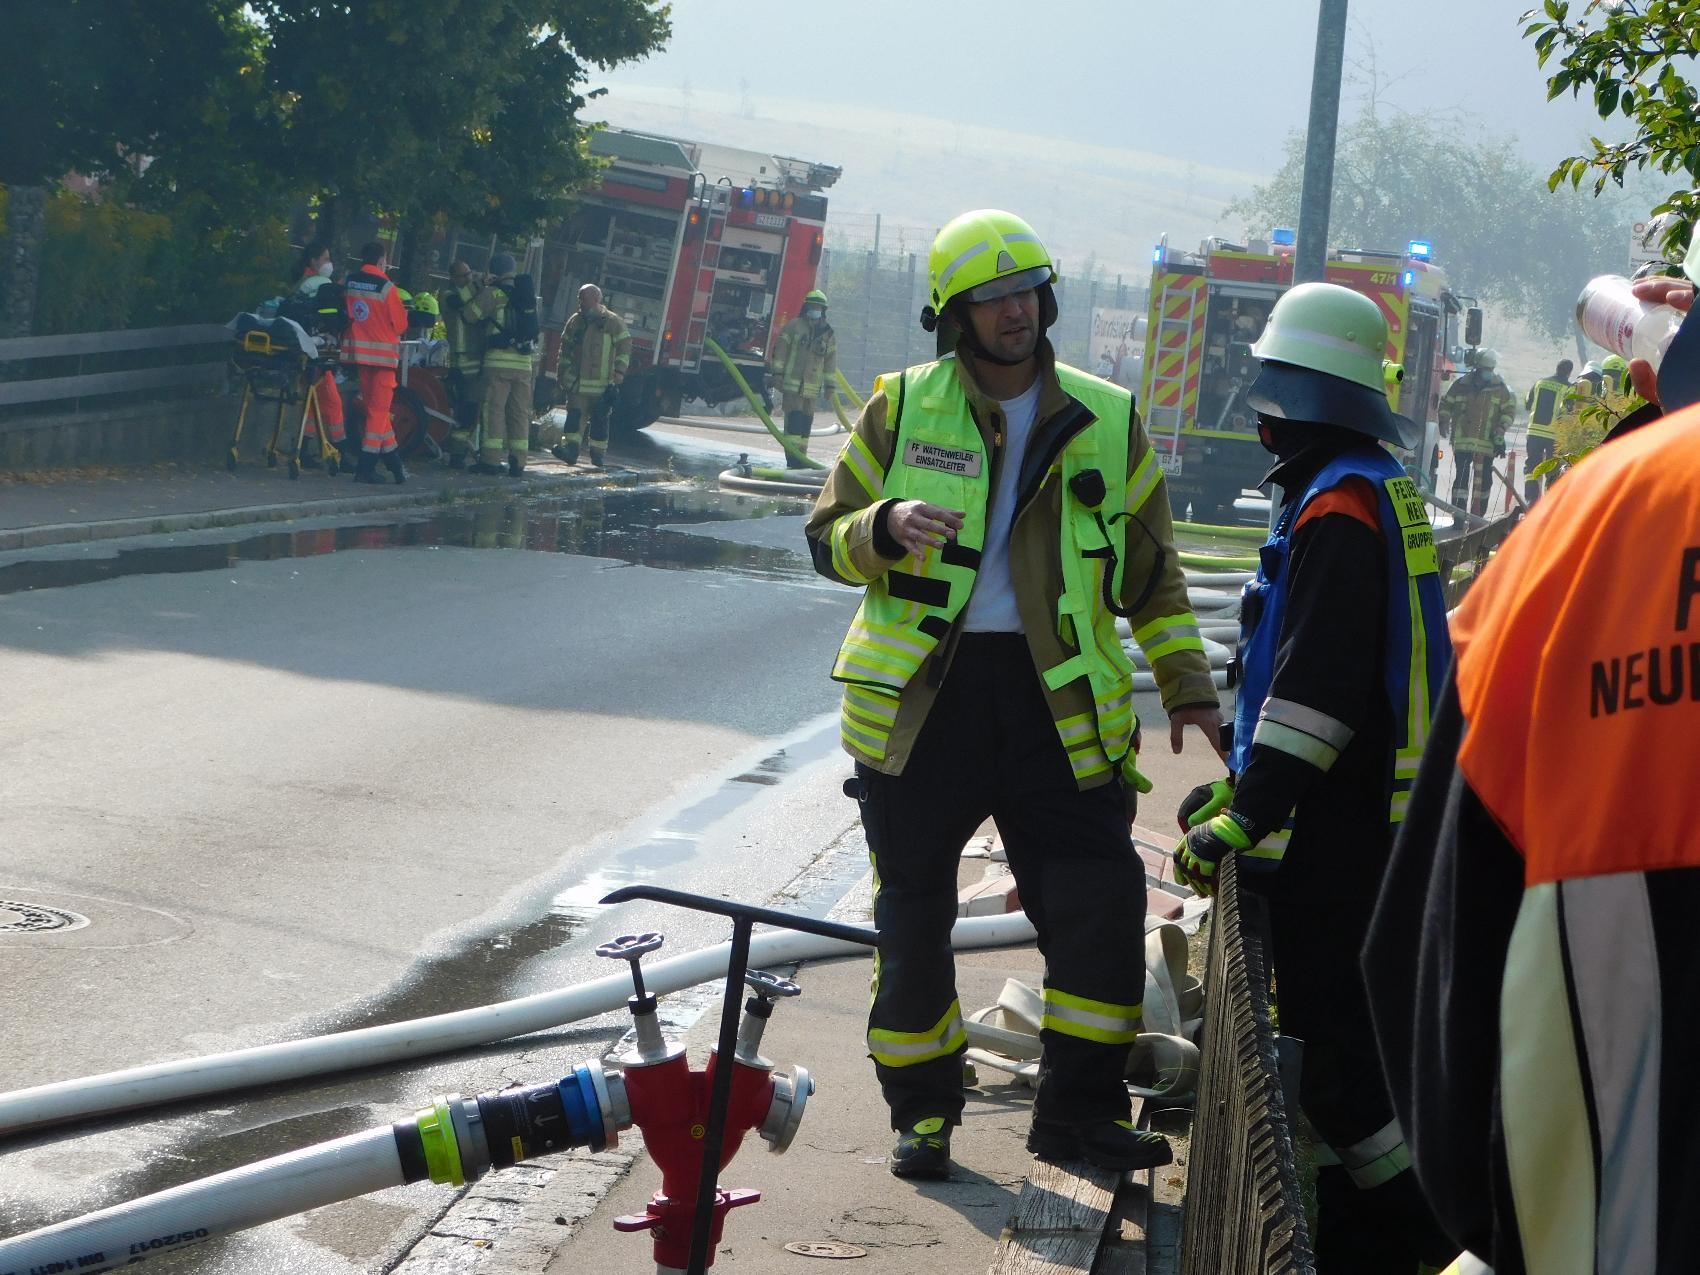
[1172,811,1255,898]
[1120,752,1154,796]
[1177,777,1234,832]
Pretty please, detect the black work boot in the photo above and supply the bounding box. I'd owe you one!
[382,451,408,485]
[553,439,580,464]
[508,454,525,478]
[337,441,359,476]
[299,440,321,470]
[587,445,604,468]
[353,452,383,484]
[889,1117,952,1180]
[471,460,505,476]
[1027,1118,1173,1171]
[784,411,812,468]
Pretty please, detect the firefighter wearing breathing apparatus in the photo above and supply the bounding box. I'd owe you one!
[1170,282,1453,1272]
[771,289,838,466]
[805,209,1220,1182]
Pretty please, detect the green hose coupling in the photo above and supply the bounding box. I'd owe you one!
[415,1096,464,1186]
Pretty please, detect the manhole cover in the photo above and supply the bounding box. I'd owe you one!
[0,900,90,935]
[785,1242,866,1260]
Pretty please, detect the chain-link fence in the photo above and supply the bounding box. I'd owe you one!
[818,244,1147,394]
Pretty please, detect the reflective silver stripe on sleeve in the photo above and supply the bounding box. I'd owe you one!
[1259,697,1354,749]
[1561,872,1661,1275]
[1333,1116,1412,1188]
[1251,720,1342,770]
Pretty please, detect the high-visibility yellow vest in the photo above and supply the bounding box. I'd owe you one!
[832,357,1138,780]
[1526,376,1568,441]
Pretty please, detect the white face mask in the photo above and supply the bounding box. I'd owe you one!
[317,261,334,278]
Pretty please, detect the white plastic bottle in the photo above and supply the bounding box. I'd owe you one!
[1576,275,1686,368]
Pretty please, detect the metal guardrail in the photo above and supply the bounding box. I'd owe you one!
[1434,511,1520,607]
[1181,854,1315,1275]
[0,324,231,414]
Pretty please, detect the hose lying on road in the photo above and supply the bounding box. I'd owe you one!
[1173,520,1267,544]
[0,912,1036,1138]
[0,1059,630,1274]
[0,1126,409,1274]
[702,337,823,470]
[718,467,828,499]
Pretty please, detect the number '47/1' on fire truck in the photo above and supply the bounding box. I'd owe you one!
[1139,231,1463,522]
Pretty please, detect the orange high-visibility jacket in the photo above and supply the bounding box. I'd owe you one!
[344,266,408,368]
[1365,404,1700,1275]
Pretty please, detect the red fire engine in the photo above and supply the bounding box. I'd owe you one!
[543,128,841,433]
[1140,232,1463,520]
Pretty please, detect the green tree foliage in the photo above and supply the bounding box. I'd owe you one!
[0,0,670,334]
[1522,1,1700,253]
[250,0,671,252]
[1226,110,1641,341]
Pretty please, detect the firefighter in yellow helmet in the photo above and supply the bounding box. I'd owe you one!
[804,210,1219,1179]
[769,289,837,467]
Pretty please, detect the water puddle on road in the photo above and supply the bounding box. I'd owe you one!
[0,486,816,595]
[309,718,843,1040]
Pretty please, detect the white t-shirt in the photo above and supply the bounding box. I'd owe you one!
[961,379,1042,633]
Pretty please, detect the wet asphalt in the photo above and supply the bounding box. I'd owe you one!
[0,475,866,1273]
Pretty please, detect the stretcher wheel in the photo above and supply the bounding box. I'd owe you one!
[288,458,300,480]
[225,448,238,472]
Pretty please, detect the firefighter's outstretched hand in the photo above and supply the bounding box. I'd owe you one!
[887,501,964,561]
[1168,704,1226,757]
[1629,277,1696,407]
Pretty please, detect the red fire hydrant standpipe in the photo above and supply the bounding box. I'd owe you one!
[596,886,878,1275]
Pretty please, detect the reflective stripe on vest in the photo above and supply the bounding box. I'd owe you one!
[832,359,1139,775]
[781,322,832,396]
[1528,377,1568,438]
[566,318,615,393]
[1228,447,1453,862]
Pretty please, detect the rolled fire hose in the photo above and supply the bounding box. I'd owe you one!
[0,1062,630,1274]
[0,913,1037,1138]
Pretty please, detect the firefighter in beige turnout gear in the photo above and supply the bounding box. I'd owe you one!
[805,209,1220,1181]
[552,284,631,467]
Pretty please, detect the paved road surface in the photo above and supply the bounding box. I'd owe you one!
[0,482,864,1273]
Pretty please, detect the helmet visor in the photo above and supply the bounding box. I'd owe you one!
[962,265,1052,305]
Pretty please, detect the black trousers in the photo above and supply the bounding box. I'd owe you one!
[1247,843,1452,1273]
[854,632,1146,1130]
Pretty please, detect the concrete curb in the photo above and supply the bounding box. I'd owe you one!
[0,466,671,554]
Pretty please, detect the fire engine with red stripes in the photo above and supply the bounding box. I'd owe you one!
[1139,231,1461,521]
[545,128,841,433]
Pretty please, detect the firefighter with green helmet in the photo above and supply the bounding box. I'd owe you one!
[804,209,1219,1180]
[1170,282,1453,1271]
[770,288,837,467]
[1438,348,1515,517]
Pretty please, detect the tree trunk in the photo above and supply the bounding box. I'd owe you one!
[312,194,348,273]
[0,184,50,339]
[396,218,433,293]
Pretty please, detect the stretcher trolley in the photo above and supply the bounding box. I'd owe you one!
[225,314,342,478]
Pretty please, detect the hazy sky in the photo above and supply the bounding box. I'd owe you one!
[598,0,1613,177]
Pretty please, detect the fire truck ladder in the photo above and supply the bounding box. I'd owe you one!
[680,182,734,372]
[1145,276,1204,446]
